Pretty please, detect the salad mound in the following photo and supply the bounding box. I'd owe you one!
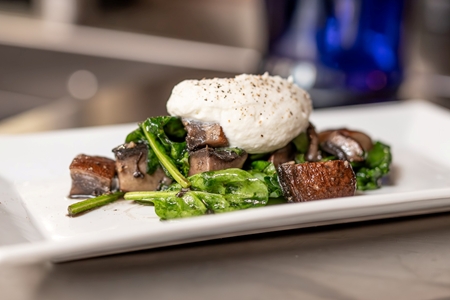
[67,74,392,220]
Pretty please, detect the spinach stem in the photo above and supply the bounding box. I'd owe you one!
[125,190,216,201]
[124,191,178,200]
[141,124,191,188]
[68,191,124,216]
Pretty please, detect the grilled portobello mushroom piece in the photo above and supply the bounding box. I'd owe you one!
[277,160,356,202]
[318,129,373,162]
[182,120,229,151]
[188,147,248,176]
[268,143,295,168]
[69,154,116,197]
[112,142,168,192]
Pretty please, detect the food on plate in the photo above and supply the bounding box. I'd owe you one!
[267,143,295,167]
[69,154,116,197]
[166,73,312,153]
[277,160,356,202]
[125,168,270,219]
[188,147,248,176]
[182,120,229,150]
[67,73,392,219]
[351,141,392,190]
[318,129,373,162]
[68,191,124,216]
[112,142,168,192]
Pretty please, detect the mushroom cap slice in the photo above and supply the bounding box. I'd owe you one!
[319,129,373,152]
[319,129,373,162]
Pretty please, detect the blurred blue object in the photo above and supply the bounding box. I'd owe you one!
[263,0,404,107]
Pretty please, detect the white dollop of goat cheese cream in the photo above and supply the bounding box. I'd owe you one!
[166,73,312,154]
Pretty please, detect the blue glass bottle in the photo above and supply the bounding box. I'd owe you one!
[263,0,404,107]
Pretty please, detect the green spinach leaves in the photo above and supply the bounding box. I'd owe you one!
[352,141,392,190]
[125,168,269,219]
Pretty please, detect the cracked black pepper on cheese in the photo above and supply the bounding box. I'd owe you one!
[166,73,312,154]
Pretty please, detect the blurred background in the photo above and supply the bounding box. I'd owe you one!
[0,0,449,133]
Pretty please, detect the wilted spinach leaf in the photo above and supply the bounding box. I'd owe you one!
[248,161,283,198]
[125,168,269,219]
[353,141,392,190]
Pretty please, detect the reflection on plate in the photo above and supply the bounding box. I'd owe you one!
[1,99,450,264]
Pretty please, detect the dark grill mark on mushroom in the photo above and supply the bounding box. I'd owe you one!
[182,120,229,151]
[112,142,167,192]
[133,151,145,178]
[277,160,356,202]
[69,154,116,197]
[188,146,248,176]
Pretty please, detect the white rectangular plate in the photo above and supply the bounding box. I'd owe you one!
[1,99,450,264]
